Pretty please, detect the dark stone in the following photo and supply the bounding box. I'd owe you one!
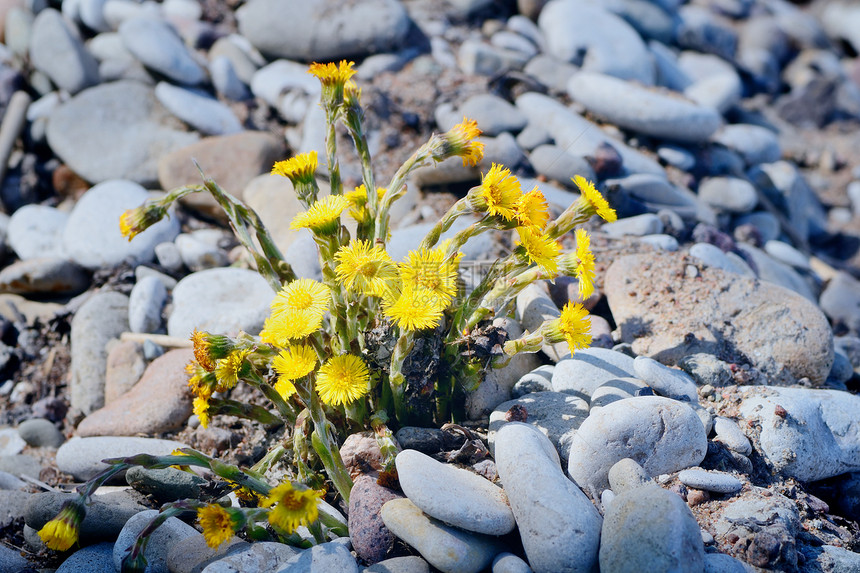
[24,490,150,544]
[348,475,404,564]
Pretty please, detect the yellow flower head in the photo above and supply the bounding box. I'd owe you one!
[573,228,595,299]
[335,240,398,297]
[517,186,550,230]
[554,302,593,353]
[186,361,216,399]
[316,354,371,406]
[191,329,235,372]
[290,194,350,236]
[516,226,561,274]
[214,349,250,392]
[441,117,485,167]
[193,395,211,428]
[263,481,322,534]
[197,504,236,549]
[384,287,446,331]
[399,247,459,305]
[344,80,361,109]
[470,163,521,221]
[308,60,356,108]
[260,279,331,343]
[273,344,317,382]
[38,500,85,551]
[272,151,318,186]
[345,185,385,224]
[119,203,165,242]
[274,378,297,401]
[573,175,616,222]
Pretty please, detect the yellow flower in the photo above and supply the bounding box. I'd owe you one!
[197,504,236,549]
[263,481,322,534]
[345,185,385,224]
[193,395,211,428]
[119,203,165,242]
[556,302,593,353]
[260,279,330,343]
[274,378,297,401]
[273,344,317,382]
[516,226,561,274]
[272,151,318,186]
[316,354,371,406]
[399,247,459,305]
[517,186,550,230]
[573,228,595,300]
[191,329,235,372]
[384,287,446,331]
[308,60,356,89]
[470,163,521,221]
[442,117,484,167]
[186,361,216,399]
[344,80,361,109]
[38,501,85,551]
[572,175,616,222]
[290,194,350,235]
[335,240,398,297]
[214,349,249,392]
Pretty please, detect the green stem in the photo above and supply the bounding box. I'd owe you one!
[325,108,342,195]
[388,331,414,423]
[418,198,471,251]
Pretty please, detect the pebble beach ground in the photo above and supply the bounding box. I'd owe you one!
[1,0,860,571]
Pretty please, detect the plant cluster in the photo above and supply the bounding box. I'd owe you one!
[42,61,616,568]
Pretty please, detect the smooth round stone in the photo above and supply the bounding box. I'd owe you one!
[30,8,99,94]
[522,54,579,94]
[607,458,652,494]
[0,470,27,490]
[114,509,198,573]
[639,234,679,252]
[737,244,814,301]
[698,177,758,214]
[7,204,67,260]
[688,242,754,277]
[515,283,566,362]
[602,213,664,238]
[210,55,251,101]
[599,483,705,572]
[47,81,199,186]
[763,240,810,271]
[539,0,654,84]
[457,39,530,76]
[457,94,527,136]
[395,450,514,536]
[56,436,189,481]
[237,0,410,61]
[55,542,115,573]
[349,475,403,564]
[713,416,752,456]
[488,392,589,462]
[362,556,430,573]
[249,59,318,108]
[200,542,301,573]
[0,257,90,296]
[528,144,596,187]
[380,498,501,573]
[738,386,860,482]
[491,30,538,58]
[603,173,700,218]
[128,275,167,334]
[511,364,554,398]
[167,267,275,339]
[16,418,64,448]
[676,5,737,60]
[126,466,205,503]
[712,124,781,166]
[568,71,722,143]
[567,396,708,498]
[63,181,180,269]
[590,377,649,410]
[492,552,532,573]
[633,356,698,403]
[821,271,860,334]
[494,423,602,573]
[0,428,26,456]
[278,541,358,573]
[657,144,696,171]
[703,552,749,573]
[175,233,229,272]
[684,71,742,114]
[678,468,743,494]
[552,347,636,398]
[119,17,206,85]
[154,82,242,136]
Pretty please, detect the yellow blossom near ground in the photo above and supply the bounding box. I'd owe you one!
[335,240,398,297]
[573,175,617,222]
[516,226,561,274]
[290,195,350,235]
[197,504,235,548]
[316,354,371,406]
[263,482,322,534]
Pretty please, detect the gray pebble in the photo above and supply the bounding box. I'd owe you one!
[155,82,242,135]
[56,542,115,573]
[361,556,430,573]
[608,458,652,494]
[277,540,358,573]
[552,347,636,398]
[458,39,530,76]
[56,436,188,481]
[119,17,206,85]
[128,275,167,334]
[30,8,99,94]
[492,552,532,573]
[25,490,148,545]
[633,356,698,403]
[639,234,679,251]
[698,177,758,214]
[763,240,810,271]
[201,541,301,573]
[713,416,752,456]
[678,468,743,494]
[590,377,650,410]
[511,364,554,398]
[125,466,206,503]
[210,55,251,101]
[0,541,33,572]
[6,204,68,260]
[113,509,198,573]
[175,233,229,272]
[711,124,781,166]
[0,428,26,456]
[528,144,596,187]
[17,418,64,448]
[602,214,664,237]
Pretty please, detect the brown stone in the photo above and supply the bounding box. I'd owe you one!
[604,252,833,385]
[104,340,146,403]
[348,474,404,564]
[76,348,194,436]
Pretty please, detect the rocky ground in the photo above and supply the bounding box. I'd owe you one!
[2,0,860,571]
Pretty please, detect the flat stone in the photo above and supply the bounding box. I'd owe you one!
[604,252,833,385]
[155,82,243,136]
[713,416,752,455]
[17,418,64,448]
[128,275,168,334]
[62,181,181,269]
[77,348,193,437]
[678,468,743,494]
[395,449,515,536]
[56,436,188,481]
[568,71,722,143]
[167,268,275,339]
[457,94,527,136]
[0,257,90,296]
[711,124,781,166]
[494,422,602,573]
[551,347,636,399]
[46,80,199,186]
[567,396,707,498]
[361,556,430,573]
[125,466,206,503]
[6,204,67,260]
[633,355,698,402]
[55,542,115,573]
[698,177,759,213]
[737,386,860,482]
[30,8,99,94]
[118,17,206,85]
